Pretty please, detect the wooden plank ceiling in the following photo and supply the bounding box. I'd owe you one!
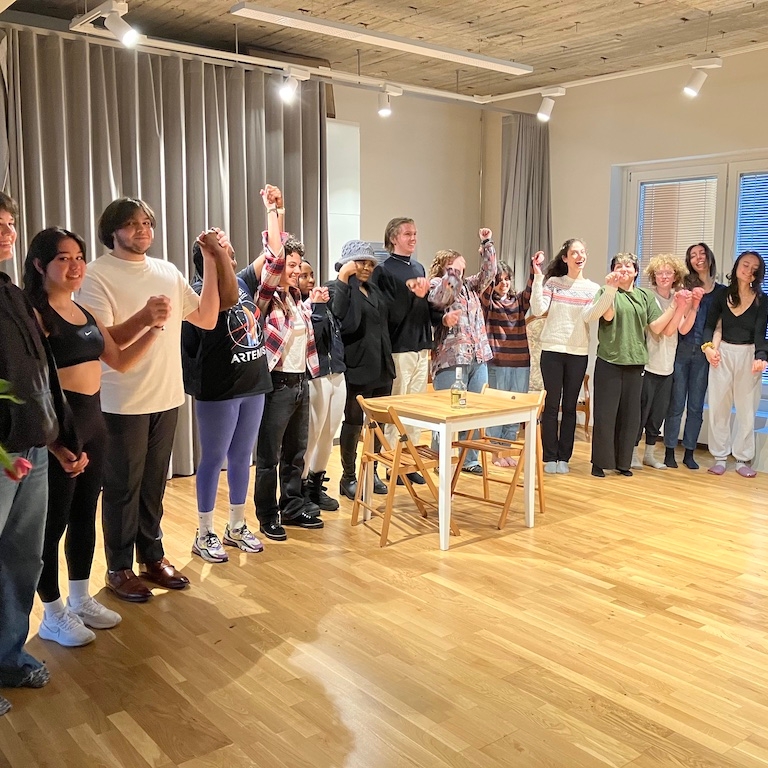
[9,0,768,97]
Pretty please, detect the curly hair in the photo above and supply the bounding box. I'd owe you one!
[428,249,461,279]
[544,238,586,281]
[644,253,688,289]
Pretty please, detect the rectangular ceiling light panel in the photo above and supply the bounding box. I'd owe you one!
[230,2,533,76]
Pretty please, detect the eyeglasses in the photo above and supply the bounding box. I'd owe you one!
[655,270,675,278]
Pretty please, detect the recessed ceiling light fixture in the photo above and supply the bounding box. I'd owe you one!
[69,1,141,48]
[682,56,722,97]
[229,2,533,76]
[536,87,565,122]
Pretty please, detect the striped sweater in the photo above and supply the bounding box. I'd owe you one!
[480,263,534,367]
[530,273,605,356]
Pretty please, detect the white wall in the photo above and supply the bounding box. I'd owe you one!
[332,86,485,268]
[543,48,768,282]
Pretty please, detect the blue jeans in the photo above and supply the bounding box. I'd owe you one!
[433,362,488,467]
[486,365,529,441]
[0,447,48,686]
[664,341,709,451]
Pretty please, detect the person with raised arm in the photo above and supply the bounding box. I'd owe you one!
[530,239,602,473]
[77,198,235,602]
[428,228,497,473]
[182,227,272,562]
[253,185,326,541]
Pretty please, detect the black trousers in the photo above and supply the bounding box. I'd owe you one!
[343,379,393,426]
[37,391,107,603]
[255,372,309,525]
[102,408,178,571]
[636,371,674,446]
[539,351,589,463]
[591,358,644,472]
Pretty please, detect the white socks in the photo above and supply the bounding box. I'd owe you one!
[229,503,246,530]
[42,598,66,620]
[643,445,666,470]
[631,448,643,469]
[68,579,90,607]
[198,511,215,535]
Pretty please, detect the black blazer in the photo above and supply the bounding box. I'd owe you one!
[328,276,396,387]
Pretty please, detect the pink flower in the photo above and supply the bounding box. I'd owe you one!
[4,457,32,482]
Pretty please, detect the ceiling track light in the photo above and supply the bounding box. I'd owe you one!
[230,2,532,76]
[377,93,391,117]
[278,66,310,102]
[377,84,402,117]
[536,87,566,122]
[104,10,139,47]
[69,0,140,48]
[682,56,722,97]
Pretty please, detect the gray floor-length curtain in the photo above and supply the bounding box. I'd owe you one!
[499,113,552,292]
[0,25,328,475]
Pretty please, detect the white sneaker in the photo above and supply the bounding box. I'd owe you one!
[224,523,264,553]
[192,529,229,563]
[556,461,569,474]
[544,461,558,474]
[38,610,95,647]
[67,597,122,629]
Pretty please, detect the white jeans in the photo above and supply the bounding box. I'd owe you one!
[707,342,762,462]
[386,350,429,446]
[304,372,347,476]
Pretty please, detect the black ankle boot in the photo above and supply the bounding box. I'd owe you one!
[664,447,678,468]
[339,424,362,500]
[682,448,699,470]
[308,470,340,511]
[372,463,388,495]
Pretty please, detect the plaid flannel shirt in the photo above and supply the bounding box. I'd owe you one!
[256,231,320,376]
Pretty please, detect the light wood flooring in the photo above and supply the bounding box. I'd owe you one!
[3,436,768,768]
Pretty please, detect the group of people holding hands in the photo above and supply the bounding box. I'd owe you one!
[0,179,765,716]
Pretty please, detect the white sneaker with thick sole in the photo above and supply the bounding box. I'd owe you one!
[38,610,95,647]
[192,529,229,563]
[67,597,122,629]
[224,523,264,553]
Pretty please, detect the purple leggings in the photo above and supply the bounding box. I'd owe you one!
[195,394,265,513]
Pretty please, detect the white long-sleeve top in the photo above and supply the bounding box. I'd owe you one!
[530,273,612,356]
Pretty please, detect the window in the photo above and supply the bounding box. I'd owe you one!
[735,172,768,295]
[636,177,717,286]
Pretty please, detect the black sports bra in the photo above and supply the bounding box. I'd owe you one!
[39,301,105,369]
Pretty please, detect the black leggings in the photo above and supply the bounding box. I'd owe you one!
[37,391,106,603]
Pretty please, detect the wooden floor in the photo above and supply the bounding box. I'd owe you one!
[3,435,768,768]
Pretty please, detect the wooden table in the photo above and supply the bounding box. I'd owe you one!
[367,389,542,550]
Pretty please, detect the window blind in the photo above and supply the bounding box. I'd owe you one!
[636,177,717,288]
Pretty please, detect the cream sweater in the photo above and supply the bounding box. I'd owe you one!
[531,273,613,356]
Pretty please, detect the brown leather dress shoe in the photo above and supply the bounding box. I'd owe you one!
[139,558,190,590]
[105,569,153,603]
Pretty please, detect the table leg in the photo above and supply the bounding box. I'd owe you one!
[438,425,452,550]
[524,407,536,527]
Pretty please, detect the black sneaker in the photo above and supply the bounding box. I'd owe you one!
[259,521,287,541]
[304,498,322,516]
[406,472,426,485]
[283,511,324,529]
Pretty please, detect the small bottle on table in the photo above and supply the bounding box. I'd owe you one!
[450,367,467,409]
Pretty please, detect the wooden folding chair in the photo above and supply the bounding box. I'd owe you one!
[450,388,546,528]
[352,395,459,546]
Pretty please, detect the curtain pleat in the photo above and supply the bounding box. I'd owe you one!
[1,25,327,474]
[499,113,552,292]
